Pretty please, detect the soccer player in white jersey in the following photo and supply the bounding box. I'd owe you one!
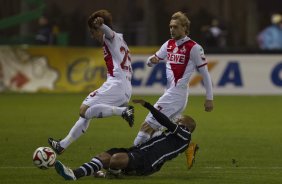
[48,10,134,154]
[133,11,214,168]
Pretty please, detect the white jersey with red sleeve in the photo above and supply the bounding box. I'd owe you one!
[102,31,132,83]
[155,36,212,99]
[82,28,132,108]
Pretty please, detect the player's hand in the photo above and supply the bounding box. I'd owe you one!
[204,99,213,112]
[132,99,146,106]
[150,56,159,64]
[147,55,159,67]
[93,17,104,29]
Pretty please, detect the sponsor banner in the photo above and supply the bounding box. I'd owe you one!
[0,46,107,92]
[0,46,157,93]
[0,46,281,95]
[131,54,282,95]
[198,55,282,95]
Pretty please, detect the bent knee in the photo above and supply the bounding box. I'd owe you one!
[140,122,155,135]
[79,104,89,118]
[110,153,128,169]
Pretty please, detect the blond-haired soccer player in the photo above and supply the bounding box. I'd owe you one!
[48,10,134,154]
[133,11,213,168]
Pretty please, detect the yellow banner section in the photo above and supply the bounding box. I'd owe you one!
[27,47,106,92]
[0,46,157,93]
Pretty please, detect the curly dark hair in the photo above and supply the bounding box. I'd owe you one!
[88,9,113,29]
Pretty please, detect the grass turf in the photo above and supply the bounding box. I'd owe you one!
[0,94,281,184]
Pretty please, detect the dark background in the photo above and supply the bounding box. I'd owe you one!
[0,0,282,53]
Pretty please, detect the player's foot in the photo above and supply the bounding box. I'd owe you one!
[185,143,199,169]
[55,160,76,180]
[122,106,134,127]
[48,138,64,155]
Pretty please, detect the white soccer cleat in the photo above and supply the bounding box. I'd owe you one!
[55,160,76,180]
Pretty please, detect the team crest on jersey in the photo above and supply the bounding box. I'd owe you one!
[180,47,186,54]
[199,47,206,61]
[173,47,178,53]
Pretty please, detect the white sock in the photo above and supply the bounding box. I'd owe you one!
[60,117,90,149]
[152,130,162,138]
[133,131,151,146]
[84,104,126,119]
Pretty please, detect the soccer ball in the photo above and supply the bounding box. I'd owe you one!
[32,147,56,169]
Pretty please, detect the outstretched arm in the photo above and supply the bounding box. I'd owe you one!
[132,99,177,133]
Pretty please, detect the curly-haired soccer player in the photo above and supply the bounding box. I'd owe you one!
[48,9,134,154]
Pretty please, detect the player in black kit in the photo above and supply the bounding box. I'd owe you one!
[54,99,196,180]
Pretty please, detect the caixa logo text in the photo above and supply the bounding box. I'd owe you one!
[131,60,282,87]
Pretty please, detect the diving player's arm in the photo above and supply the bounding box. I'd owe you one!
[132,100,177,132]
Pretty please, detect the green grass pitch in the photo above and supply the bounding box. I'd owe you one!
[0,93,282,184]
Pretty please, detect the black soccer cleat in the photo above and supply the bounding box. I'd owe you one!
[48,138,65,155]
[122,105,134,127]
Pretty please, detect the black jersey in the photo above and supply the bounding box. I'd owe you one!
[127,102,192,175]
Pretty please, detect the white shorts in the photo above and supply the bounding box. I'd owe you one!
[145,91,188,130]
[83,79,132,107]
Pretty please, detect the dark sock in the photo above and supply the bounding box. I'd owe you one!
[73,168,85,179]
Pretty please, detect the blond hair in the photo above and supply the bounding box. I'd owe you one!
[171,11,191,35]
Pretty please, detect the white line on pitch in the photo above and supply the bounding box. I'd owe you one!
[0,166,281,169]
[204,167,282,169]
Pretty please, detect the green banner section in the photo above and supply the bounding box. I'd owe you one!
[0,4,45,29]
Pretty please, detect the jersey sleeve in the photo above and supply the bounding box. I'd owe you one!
[101,24,115,40]
[198,66,213,100]
[191,44,213,100]
[191,44,207,68]
[155,41,168,60]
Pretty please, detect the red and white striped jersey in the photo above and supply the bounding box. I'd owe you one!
[102,32,132,82]
[155,36,207,91]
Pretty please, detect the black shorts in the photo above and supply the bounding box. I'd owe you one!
[106,147,153,176]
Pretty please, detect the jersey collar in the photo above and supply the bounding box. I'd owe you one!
[175,36,190,46]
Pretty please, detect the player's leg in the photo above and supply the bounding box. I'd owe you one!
[48,104,91,154]
[133,121,155,146]
[97,148,131,178]
[84,104,126,118]
[55,152,111,180]
[109,153,129,169]
[72,153,110,179]
[82,84,134,127]
[83,104,134,127]
[134,92,185,145]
